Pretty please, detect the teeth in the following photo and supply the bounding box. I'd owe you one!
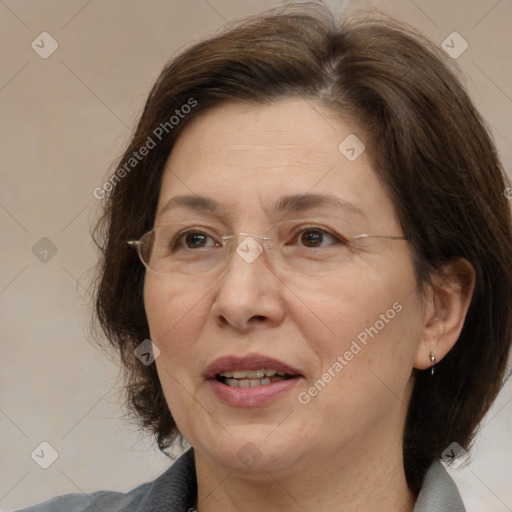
[222,375,287,388]
[246,370,265,379]
[220,369,284,379]
[217,368,295,388]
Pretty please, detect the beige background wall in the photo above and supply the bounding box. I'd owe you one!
[1,0,511,510]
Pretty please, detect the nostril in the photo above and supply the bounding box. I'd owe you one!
[216,315,229,327]
[252,315,267,322]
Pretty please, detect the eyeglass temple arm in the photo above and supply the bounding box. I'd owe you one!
[353,234,407,240]
[125,234,405,246]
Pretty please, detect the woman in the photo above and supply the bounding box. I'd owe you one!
[18,3,512,511]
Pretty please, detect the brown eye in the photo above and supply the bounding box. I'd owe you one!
[175,231,217,250]
[184,232,208,248]
[297,228,341,248]
[300,229,324,247]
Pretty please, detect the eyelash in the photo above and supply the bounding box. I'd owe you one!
[288,226,346,247]
[173,230,219,250]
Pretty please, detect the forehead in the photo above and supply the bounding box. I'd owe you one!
[156,98,399,230]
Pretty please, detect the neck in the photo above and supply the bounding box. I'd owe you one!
[194,427,415,512]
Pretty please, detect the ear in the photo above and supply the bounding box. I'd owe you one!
[414,258,475,370]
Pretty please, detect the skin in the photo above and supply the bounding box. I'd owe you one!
[144,98,475,512]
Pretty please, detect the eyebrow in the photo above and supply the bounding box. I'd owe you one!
[157,193,366,219]
[158,195,229,216]
[270,193,366,218]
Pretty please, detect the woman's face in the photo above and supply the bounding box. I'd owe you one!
[145,98,426,474]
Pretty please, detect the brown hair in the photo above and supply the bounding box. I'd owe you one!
[93,3,512,494]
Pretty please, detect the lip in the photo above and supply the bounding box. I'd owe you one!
[205,354,304,408]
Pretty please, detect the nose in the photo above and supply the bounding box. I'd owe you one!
[210,241,286,333]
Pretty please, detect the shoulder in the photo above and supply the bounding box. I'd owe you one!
[414,460,466,512]
[15,449,197,512]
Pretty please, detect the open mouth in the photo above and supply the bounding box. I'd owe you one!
[216,369,295,388]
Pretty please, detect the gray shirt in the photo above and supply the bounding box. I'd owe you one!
[16,449,465,511]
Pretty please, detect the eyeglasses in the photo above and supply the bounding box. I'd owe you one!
[127,219,407,276]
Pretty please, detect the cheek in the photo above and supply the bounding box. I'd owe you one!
[143,276,208,363]
[144,276,208,431]
[289,255,423,404]
[289,256,420,351]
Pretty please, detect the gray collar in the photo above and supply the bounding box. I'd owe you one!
[16,451,467,511]
[413,461,466,511]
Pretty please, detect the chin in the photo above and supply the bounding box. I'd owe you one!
[194,427,308,476]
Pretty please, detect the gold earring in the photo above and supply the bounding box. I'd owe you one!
[430,352,436,376]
